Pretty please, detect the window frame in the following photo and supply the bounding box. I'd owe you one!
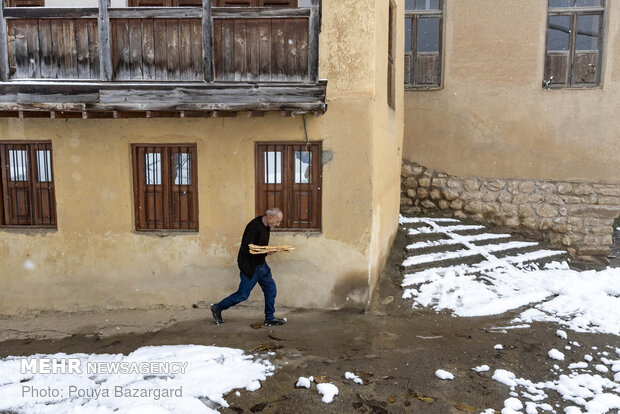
[7,0,44,6]
[0,141,57,228]
[131,143,198,232]
[543,0,606,88]
[404,0,444,90]
[254,141,322,232]
[128,0,297,6]
[388,0,396,109]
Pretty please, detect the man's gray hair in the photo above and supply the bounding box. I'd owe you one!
[266,208,282,217]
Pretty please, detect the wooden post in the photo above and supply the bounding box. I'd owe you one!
[307,0,320,83]
[98,0,112,81]
[0,0,10,82]
[202,0,214,82]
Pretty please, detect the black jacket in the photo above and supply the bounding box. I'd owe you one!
[237,216,270,278]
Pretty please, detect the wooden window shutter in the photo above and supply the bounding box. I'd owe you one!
[8,0,45,6]
[0,142,56,227]
[255,142,321,230]
[133,144,198,231]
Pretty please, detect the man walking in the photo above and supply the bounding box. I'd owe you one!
[211,208,287,326]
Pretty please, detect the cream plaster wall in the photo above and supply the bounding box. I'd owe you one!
[0,0,403,313]
[403,0,620,183]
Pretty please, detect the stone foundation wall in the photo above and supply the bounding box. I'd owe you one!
[400,160,620,262]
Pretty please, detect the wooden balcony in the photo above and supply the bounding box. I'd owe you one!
[0,0,326,117]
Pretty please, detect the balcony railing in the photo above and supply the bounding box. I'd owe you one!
[0,0,326,116]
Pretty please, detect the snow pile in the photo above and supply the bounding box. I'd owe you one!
[0,345,274,413]
[488,337,620,413]
[435,369,454,380]
[344,372,363,385]
[472,365,490,373]
[400,216,620,335]
[316,383,338,403]
[494,344,504,350]
[295,376,312,389]
[549,349,565,361]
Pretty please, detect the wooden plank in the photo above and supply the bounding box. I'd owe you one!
[141,19,155,80]
[38,19,56,78]
[212,8,310,19]
[128,18,143,79]
[271,18,285,81]
[9,20,29,79]
[0,7,10,81]
[166,19,180,80]
[572,51,598,85]
[113,18,131,80]
[4,8,99,19]
[283,19,297,81]
[201,0,214,81]
[233,18,246,81]
[212,19,221,79]
[190,19,202,80]
[153,19,167,80]
[294,18,307,81]
[109,8,201,19]
[257,19,271,81]
[307,0,318,82]
[178,18,192,81]
[98,0,113,81]
[415,53,439,85]
[246,19,260,81]
[87,19,99,79]
[62,19,78,79]
[75,19,91,79]
[219,18,234,81]
[25,20,41,78]
[50,20,65,78]
[545,52,568,85]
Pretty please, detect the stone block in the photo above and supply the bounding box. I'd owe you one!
[568,217,582,226]
[528,193,545,203]
[482,192,499,202]
[581,195,598,204]
[439,200,449,210]
[540,183,557,193]
[464,201,482,214]
[421,200,436,209]
[450,199,464,210]
[552,223,568,233]
[556,182,572,194]
[407,189,419,199]
[443,189,460,201]
[463,179,481,192]
[563,196,581,204]
[536,204,558,218]
[522,218,538,230]
[418,177,431,187]
[423,170,434,178]
[519,205,535,218]
[432,178,447,188]
[558,207,567,216]
[401,163,413,177]
[403,177,418,188]
[507,181,520,194]
[482,203,500,216]
[567,205,620,218]
[400,197,413,206]
[519,181,536,193]
[412,165,425,176]
[430,189,442,200]
[573,184,594,195]
[447,179,463,189]
[598,196,620,206]
[454,211,467,219]
[591,226,611,236]
[498,193,513,203]
[462,191,483,201]
[484,180,506,191]
[594,186,620,197]
[417,188,429,199]
[545,195,564,205]
[512,194,529,204]
[562,235,572,246]
[539,219,552,230]
[501,203,518,216]
[504,217,520,227]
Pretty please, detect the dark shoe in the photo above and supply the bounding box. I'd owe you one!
[264,317,287,326]
[211,304,223,325]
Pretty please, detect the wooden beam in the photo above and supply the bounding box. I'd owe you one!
[108,8,201,19]
[307,0,320,83]
[202,0,214,82]
[98,0,112,81]
[247,111,265,118]
[0,1,9,82]
[212,7,310,19]
[3,8,99,19]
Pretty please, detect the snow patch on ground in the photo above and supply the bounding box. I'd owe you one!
[0,345,274,413]
[549,349,565,361]
[400,216,620,335]
[344,372,363,385]
[435,369,454,380]
[316,383,338,403]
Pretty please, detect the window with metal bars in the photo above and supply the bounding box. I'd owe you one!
[128,0,296,6]
[0,142,56,227]
[255,142,321,231]
[544,0,605,88]
[132,144,198,231]
[404,0,443,88]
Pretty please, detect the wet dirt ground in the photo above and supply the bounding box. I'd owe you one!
[0,227,618,413]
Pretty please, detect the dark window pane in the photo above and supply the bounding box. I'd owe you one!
[576,14,599,50]
[36,150,51,182]
[405,18,412,52]
[405,0,414,10]
[145,153,161,185]
[9,150,28,181]
[174,153,191,185]
[549,0,574,7]
[547,15,571,51]
[417,17,439,52]
[576,0,601,6]
[414,0,439,10]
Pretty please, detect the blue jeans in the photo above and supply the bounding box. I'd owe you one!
[217,263,277,320]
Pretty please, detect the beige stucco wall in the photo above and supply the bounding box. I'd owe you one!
[403,0,620,183]
[0,0,403,313]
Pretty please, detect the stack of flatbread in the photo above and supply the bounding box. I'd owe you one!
[249,244,295,254]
